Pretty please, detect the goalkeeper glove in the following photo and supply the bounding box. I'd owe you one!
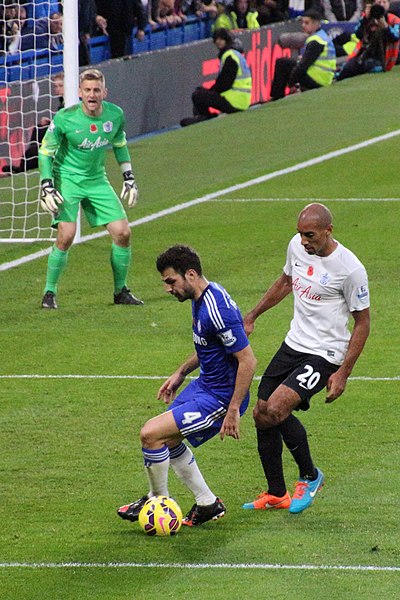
[120,170,138,208]
[40,179,64,214]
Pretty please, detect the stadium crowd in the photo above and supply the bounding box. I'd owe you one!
[1,0,399,82]
[0,0,399,139]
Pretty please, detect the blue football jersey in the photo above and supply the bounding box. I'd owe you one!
[192,282,249,402]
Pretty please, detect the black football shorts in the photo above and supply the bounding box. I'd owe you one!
[257,341,339,411]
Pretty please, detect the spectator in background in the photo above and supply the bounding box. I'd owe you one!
[152,0,185,27]
[320,0,362,21]
[79,0,107,65]
[270,8,336,100]
[2,3,20,53]
[287,0,323,19]
[6,5,63,52]
[22,0,61,19]
[95,0,147,57]
[254,0,287,25]
[2,73,64,174]
[336,0,400,79]
[180,28,252,126]
[214,0,260,29]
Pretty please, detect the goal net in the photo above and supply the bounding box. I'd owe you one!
[0,0,78,243]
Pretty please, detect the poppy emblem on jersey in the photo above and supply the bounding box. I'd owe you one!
[307,266,314,276]
[90,124,98,133]
[320,272,329,285]
[103,121,113,133]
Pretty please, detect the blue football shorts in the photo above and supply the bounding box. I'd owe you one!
[169,379,249,447]
[258,342,339,411]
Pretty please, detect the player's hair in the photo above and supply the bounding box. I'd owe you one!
[79,69,105,86]
[156,245,203,277]
[303,8,323,20]
[299,203,333,228]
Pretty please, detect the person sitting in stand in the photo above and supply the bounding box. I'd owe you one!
[180,28,252,126]
[270,8,336,100]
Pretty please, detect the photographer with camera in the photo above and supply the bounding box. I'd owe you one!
[336,0,400,80]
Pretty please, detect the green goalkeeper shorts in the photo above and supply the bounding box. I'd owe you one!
[52,175,127,228]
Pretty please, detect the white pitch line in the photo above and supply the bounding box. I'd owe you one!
[0,562,399,572]
[2,128,400,272]
[216,198,400,202]
[0,374,398,381]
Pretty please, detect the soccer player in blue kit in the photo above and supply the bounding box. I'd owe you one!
[118,245,257,526]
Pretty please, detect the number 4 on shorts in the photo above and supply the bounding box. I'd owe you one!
[182,411,202,425]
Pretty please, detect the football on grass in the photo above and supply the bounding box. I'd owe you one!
[138,496,182,536]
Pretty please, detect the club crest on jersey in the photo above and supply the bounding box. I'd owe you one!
[90,123,98,133]
[320,272,329,285]
[103,121,113,133]
[218,329,237,347]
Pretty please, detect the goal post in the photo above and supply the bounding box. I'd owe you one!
[0,0,80,243]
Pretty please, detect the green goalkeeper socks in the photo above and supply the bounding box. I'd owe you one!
[44,245,69,293]
[111,243,132,293]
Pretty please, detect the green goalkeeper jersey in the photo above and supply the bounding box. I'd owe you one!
[39,100,131,182]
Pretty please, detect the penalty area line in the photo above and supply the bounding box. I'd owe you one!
[0,562,399,572]
[2,128,400,272]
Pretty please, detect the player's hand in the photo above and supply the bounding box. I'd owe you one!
[157,371,185,404]
[40,179,64,214]
[220,408,240,440]
[325,370,348,403]
[120,171,138,208]
[243,314,255,337]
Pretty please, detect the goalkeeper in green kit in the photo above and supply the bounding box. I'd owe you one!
[38,68,143,309]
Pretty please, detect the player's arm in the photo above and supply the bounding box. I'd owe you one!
[38,117,64,213]
[243,273,292,336]
[157,352,200,404]
[112,117,139,208]
[220,344,257,440]
[326,307,370,402]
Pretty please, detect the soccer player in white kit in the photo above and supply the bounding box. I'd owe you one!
[242,203,370,514]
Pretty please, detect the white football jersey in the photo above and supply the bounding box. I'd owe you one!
[283,234,370,365]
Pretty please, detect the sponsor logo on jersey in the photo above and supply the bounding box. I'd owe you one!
[78,136,109,151]
[103,120,113,133]
[90,124,98,133]
[292,277,321,301]
[327,350,335,358]
[307,266,314,276]
[193,331,207,346]
[357,285,369,302]
[320,272,329,285]
[218,329,237,347]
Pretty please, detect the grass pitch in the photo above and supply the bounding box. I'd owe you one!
[0,69,399,599]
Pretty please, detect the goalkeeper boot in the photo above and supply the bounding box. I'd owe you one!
[289,467,324,514]
[114,286,144,306]
[117,495,149,522]
[182,497,225,527]
[242,490,291,510]
[41,291,58,309]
